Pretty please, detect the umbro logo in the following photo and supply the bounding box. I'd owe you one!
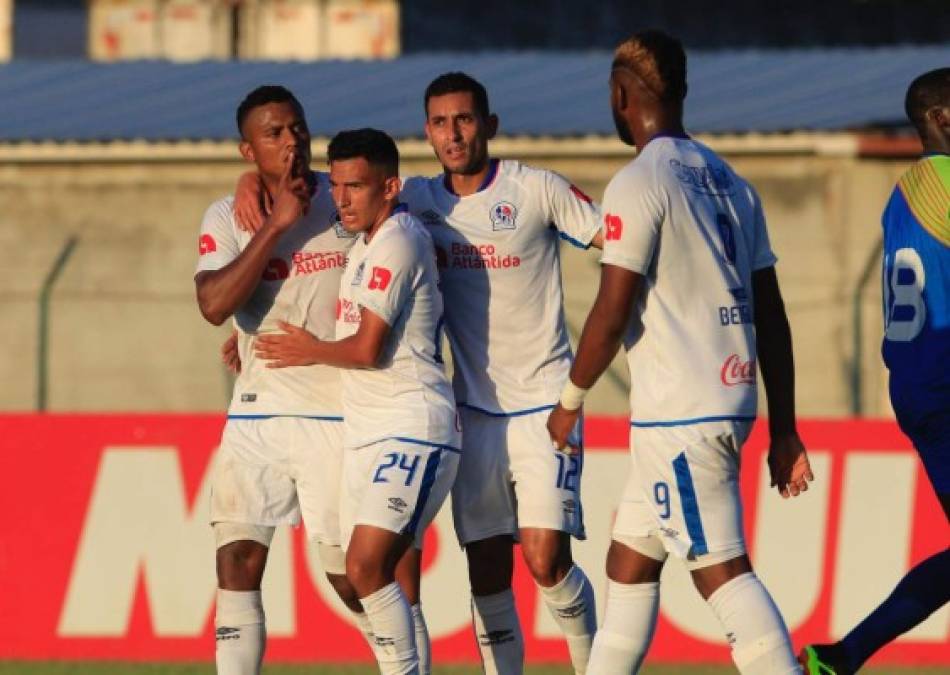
[216,626,240,641]
[478,629,515,646]
[420,209,444,227]
[562,499,577,514]
[556,602,587,619]
[241,393,257,403]
[388,497,408,514]
[374,635,396,647]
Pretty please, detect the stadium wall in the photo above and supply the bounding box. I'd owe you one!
[0,135,901,418]
[1,414,946,665]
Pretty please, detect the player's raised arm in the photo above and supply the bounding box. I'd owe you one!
[195,151,310,325]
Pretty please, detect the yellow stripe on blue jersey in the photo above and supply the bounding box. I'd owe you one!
[897,155,950,246]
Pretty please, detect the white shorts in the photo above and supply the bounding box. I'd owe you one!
[340,438,460,551]
[451,406,586,546]
[613,420,752,560]
[210,416,344,546]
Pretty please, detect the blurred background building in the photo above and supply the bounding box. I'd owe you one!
[0,0,947,418]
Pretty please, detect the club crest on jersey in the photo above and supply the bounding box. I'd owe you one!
[490,201,518,230]
[330,212,357,239]
[351,261,366,286]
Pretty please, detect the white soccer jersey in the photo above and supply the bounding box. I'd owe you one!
[600,136,777,427]
[401,159,602,414]
[196,171,355,418]
[336,206,459,451]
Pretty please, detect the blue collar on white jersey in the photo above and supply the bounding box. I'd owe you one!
[442,158,500,196]
[390,202,409,216]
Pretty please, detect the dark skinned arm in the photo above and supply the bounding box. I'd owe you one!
[752,265,814,498]
[195,156,310,326]
[547,264,644,453]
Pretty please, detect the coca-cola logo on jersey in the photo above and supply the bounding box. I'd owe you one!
[720,354,755,386]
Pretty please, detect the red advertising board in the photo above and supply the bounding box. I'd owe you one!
[1,415,946,665]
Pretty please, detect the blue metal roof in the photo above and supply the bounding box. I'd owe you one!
[1,46,947,142]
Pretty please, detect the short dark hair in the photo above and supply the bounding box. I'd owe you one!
[613,30,687,103]
[236,85,305,137]
[905,67,950,133]
[327,128,399,177]
[424,72,491,120]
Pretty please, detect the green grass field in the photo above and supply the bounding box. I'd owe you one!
[1,664,945,675]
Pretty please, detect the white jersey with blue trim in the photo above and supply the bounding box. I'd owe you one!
[600,136,777,428]
[336,206,459,451]
[196,171,354,418]
[401,159,602,415]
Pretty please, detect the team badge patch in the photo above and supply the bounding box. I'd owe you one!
[489,201,518,230]
[331,212,356,238]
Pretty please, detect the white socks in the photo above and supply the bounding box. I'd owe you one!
[472,589,525,675]
[538,565,598,673]
[587,580,659,675]
[411,603,431,674]
[361,582,419,675]
[706,572,800,675]
[215,589,265,675]
[354,600,428,673]
[352,609,378,656]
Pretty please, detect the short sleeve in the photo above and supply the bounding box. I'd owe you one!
[749,187,778,271]
[195,199,241,274]
[353,230,418,327]
[542,170,602,248]
[599,166,665,274]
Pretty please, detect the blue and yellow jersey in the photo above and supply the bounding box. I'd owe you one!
[881,154,950,391]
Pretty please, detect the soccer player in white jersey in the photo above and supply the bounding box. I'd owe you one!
[232,75,604,673]
[195,86,365,673]
[398,72,604,674]
[547,32,813,674]
[254,128,460,675]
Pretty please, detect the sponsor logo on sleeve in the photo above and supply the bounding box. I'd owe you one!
[262,258,290,281]
[337,298,361,324]
[605,214,623,241]
[198,234,216,255]
[489,201,518,230]
[720,354,756,386]
[368,266,392,291]
[569,184,593,204]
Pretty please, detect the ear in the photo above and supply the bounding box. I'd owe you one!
[423,119,434,145]
[384,175,402,201]
[239,140,255,164]
[929,105,950,129]
[611,79,628,112]
[485,113,499,141]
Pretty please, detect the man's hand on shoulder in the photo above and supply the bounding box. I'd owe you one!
[254,321,320,368]
[767,433,814,499]
[265,151,312,235]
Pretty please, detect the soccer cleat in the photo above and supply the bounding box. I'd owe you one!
[798,644,846,675]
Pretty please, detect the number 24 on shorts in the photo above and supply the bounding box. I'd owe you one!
[373,452,420,486]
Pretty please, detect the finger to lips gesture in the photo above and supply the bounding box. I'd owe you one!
[547,404,582,456]
[268,150,310,233]
[768,433,815,499]
[254,320,320,368]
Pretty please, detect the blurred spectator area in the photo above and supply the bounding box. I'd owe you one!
[2,0,949,62]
